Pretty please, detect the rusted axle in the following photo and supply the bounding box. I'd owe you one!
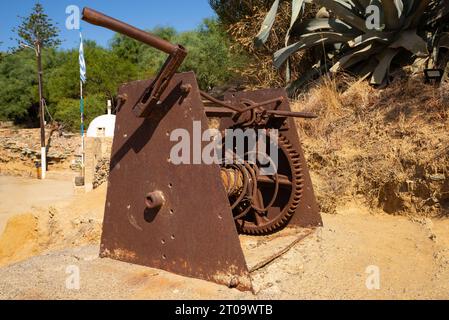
[82,7,177,55]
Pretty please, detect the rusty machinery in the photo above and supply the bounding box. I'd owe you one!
[82,8,322,292]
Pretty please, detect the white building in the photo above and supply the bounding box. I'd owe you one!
[86,102,116,138]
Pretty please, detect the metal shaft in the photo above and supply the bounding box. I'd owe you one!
[82,7,177,55]
[266,110,318,119]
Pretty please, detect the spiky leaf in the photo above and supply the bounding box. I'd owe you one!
[274,32,353,68]
[370,48,400,85]
[389,30,428,56]
[255,0,281,47]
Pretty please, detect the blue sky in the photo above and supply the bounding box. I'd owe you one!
[0,0,216,51]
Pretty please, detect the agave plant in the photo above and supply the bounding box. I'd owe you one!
[422,0,449,78]
[255,0,449,91]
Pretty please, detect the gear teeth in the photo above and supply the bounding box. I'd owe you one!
[238,133,305,236]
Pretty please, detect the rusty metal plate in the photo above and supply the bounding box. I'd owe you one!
[100,72,252,291]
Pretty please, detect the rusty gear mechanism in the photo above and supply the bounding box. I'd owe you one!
[220,133,304,235]
[82,6,323,292]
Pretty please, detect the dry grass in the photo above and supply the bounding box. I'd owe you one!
[293,74,449,217]
[227,2,318,89]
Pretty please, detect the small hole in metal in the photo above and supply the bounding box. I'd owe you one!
[170,209,174,215]
[162,254,167,260]
[168,183,173,188]
[171,235,175,240]
[161,239,166,244]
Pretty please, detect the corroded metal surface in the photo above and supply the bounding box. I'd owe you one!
[100,72,252,291]
[85,7,323,292]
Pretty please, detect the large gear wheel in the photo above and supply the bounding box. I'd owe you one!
[223,133,305,235]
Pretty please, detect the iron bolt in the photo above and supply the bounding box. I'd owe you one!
[181,84,192,93]
[117,93,128,102]
[145,191,165,209]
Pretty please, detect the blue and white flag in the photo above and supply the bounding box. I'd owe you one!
[79,32,87,83]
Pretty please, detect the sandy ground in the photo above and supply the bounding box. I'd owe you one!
[0,192,448,299]
[0,175,74,234]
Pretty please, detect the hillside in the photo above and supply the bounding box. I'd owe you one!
[295,75,449,218]
[0,74,448,299]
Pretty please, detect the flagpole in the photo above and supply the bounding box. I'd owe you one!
[80,79,85,178]
[79,30,86,181]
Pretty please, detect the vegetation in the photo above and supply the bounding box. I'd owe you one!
[210,0,275,25]
[252,0,449,93]
[0,3,246,130]
[210,1,449,94]
[5,3,60,127]
[12,3,61,49]
[0,49,41,122]
[110,19,247,90]
[210,0,301,89]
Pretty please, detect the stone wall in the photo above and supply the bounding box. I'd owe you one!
[84,137,113,192]
[0,128,79,176]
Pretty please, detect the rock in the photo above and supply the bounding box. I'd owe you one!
[93,158,110,189]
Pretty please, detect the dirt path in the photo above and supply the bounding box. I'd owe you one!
[0,201,448,300]
[0,175,74,234]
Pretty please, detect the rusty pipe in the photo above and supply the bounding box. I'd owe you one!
[266,110,318,119]
[82,7,178,55]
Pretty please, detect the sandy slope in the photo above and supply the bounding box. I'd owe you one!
[0,175,74,234]
[0,197,448,300]
[0,177,104,267]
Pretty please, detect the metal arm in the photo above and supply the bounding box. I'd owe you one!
[82,7,177,55]
[82,7,188,118]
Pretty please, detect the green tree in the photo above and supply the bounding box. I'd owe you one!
[13,2,60,49]
[53,94,107,131]
[209,0,274,25]
[0,10,249,129]
[0,42,4,62]
[83,42,138,99]
[46,40,138,129]
[111,27,177,77]
[0,48,58,122]
[111,21,247,90]
[48,41,138,103]
[178,18,247,89]
[0,50,36,121]
[7,2,60,129]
